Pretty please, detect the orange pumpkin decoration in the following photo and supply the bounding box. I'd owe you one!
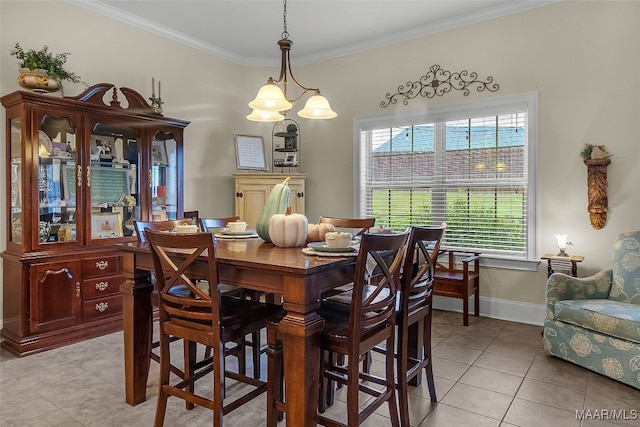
[306,223,336,242]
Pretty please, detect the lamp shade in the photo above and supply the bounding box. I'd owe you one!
[246,109,285,122]
[297,92,337,119]
[248,80,293,112]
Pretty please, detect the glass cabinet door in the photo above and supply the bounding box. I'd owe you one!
[36,114,79,246]
[88,123,140,242]
[10,117,22,244]
[150,132,179,220]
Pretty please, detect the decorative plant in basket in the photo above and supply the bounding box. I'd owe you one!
[10,43,82,93]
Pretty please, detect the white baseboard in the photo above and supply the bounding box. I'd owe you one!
[433,295,545,326]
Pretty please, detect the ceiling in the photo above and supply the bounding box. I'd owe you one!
[72,0,558,66]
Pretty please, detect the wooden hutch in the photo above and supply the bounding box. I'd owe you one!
[1,83,189,356]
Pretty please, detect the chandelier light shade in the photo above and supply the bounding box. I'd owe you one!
[247,0,336,122]
[298,91,338,119]
[248,78,293,112]
[245,109,285,122]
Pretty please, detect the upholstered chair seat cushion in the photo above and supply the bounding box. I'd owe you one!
[555,299,640,344]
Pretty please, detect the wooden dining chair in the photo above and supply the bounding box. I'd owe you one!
[145,229,284,427]
[318,216,375,236]
[200,215,265,379]
[134,219,247,377]
[267,231,409,427]
[199,216,240,232]
[134,219,200,376]
[393,225,443,426]
[433,249,480,326]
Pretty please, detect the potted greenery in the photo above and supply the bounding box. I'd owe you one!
[10,43,82,93]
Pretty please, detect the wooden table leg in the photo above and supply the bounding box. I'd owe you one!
[278,309,324,426]
[121,252,153,406]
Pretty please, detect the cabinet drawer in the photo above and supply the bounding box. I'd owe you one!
[82,293,122,321]
[83,274,123,299]
[83,255,120,278]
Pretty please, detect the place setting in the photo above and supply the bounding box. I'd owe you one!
[302,231,359,257]
[214,220,259,239]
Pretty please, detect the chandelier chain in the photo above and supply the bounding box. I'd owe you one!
[281,0,289,39]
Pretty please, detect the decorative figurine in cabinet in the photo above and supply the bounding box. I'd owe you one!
[272,118,301,172]
[1,83,189,356]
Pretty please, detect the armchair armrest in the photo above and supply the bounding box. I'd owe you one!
[545,268,613,320]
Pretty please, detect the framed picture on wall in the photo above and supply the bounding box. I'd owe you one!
[234,134,268,171]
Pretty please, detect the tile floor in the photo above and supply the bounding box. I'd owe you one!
[1,310,639,427]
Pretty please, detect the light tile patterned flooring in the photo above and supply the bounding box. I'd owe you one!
[1,310,639,426]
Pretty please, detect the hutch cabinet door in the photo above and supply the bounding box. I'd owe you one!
[85,119,141,244]
[32,108,83,250]
[146,129,184,221]
[29,260,82,333]
[234,173,305,229]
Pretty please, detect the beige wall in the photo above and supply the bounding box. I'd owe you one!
[1,1,639,325]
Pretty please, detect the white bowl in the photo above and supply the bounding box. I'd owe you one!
[228,221,247,233]
[325,231,353,248]
[175,224,198,234]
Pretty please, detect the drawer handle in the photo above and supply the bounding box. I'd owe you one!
[236,192,243,198]
[297,192,304,198]
[95,302,109,312]
[95,281,109,292]
[76,282,81,298]
[95,260,109,270]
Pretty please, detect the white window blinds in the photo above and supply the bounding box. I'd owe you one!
[357,94,537,260]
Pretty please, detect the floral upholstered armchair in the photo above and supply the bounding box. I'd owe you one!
[543,231,640,390]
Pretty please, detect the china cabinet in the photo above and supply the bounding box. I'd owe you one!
[1,83,189,356]
[272,118,300,173]
[234,173,305,229]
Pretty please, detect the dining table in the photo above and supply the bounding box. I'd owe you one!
[117,236,358,426]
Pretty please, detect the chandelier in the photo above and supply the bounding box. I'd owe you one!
[247,0,337,122]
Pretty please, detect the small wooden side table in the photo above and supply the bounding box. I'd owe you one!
[541,254,585,277]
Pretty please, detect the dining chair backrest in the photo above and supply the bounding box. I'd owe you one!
[400,225,445,322]
[133,219,194,243]
[200,216,241,232]
[144,229,220,338]
[183,210,199,224]
[350,231,409,345]
[319,216,375,236]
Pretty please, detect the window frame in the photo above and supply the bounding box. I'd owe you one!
[354,92,539,271]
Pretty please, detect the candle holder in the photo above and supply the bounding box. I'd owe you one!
[149,77,164,114]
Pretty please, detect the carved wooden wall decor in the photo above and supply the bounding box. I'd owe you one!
[584,158,611,229]
[380,64,499,108]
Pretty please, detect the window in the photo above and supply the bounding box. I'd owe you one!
[356,93,538,268]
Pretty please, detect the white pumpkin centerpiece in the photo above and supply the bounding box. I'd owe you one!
[268,206,308,248]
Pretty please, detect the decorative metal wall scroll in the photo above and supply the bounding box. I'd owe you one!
[380,64,499,108]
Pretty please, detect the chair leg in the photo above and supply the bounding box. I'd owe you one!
[266,321,283,427]
[154,331,171,427]
[474,280,480,317]
[397,340,410,427]
[184,340,196,410]
[251,330,261,379]
[463,293,469,326]
[386,336,400,427]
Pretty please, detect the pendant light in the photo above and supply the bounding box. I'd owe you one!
[247,0,336,122]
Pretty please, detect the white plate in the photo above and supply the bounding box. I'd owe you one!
[307,242,357,253]
[220,229,257,236]
[215,232,259,239]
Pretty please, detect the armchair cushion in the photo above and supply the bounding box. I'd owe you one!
[555,299,640,344]
[608,231,640,304]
